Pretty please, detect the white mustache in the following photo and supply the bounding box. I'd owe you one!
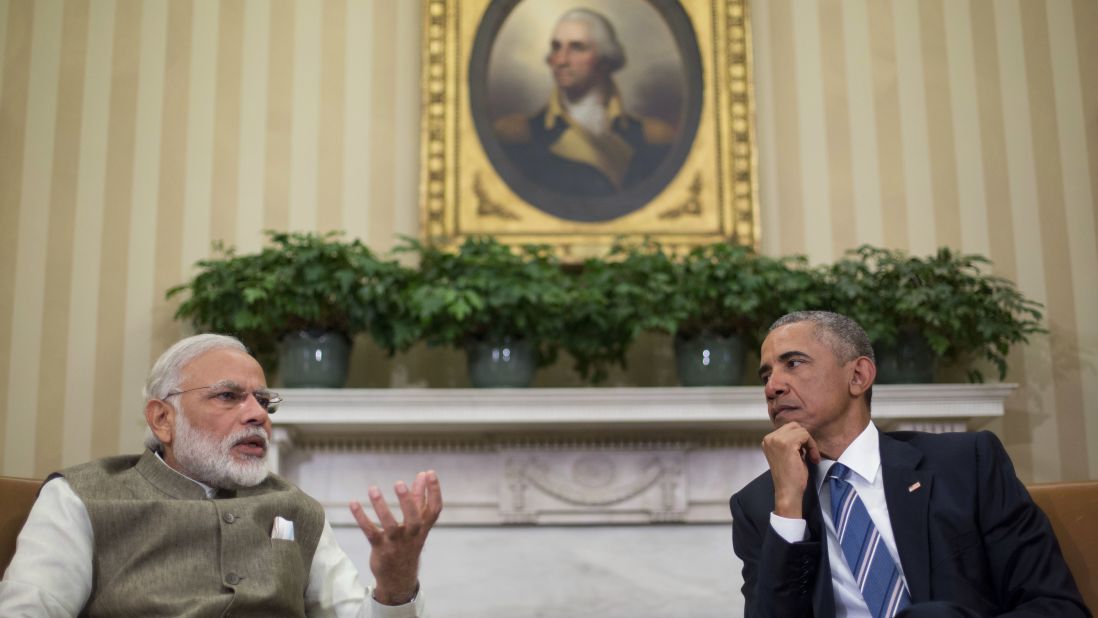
[226,426,269,450]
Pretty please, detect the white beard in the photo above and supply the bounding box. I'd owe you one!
[172,412,270,489]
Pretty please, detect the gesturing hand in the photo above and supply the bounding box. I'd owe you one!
[350,470,443,606]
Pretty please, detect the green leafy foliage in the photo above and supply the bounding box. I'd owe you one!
[670,243,825,348]
[166,231,412,358]
[820,245,1045,381]
[165,231,1044,386]
[559,240,826,382]
[559,240,676,383]
[395,237,572,367]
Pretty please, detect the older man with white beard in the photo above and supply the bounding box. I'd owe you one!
[0,334,442,617]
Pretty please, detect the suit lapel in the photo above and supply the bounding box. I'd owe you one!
[880,433,933,602]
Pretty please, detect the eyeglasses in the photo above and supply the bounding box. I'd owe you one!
[163,385,282,413]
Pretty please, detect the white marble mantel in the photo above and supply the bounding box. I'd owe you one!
[272,383,1014,435]
[270,384,1013,617]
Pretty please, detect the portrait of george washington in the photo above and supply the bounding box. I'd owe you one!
[469,0,703,223]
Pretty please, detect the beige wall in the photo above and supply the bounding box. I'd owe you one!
[1,0,1095,482]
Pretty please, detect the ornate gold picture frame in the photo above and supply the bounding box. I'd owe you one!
[420,0,757,258]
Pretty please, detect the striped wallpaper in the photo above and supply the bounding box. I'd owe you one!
[1,0,1096,483]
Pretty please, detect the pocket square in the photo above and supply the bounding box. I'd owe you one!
[271,516,295,541]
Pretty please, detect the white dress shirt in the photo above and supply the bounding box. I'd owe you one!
[0,457,426,618]
[769,423,908,618]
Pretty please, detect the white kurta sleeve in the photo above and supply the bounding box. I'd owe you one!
[0,478,93,617]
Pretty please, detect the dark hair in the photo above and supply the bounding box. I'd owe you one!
[769,311,875,409]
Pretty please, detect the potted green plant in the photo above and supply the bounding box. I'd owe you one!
[666,243,825,386]
[167,230,404,387]
[822,245,1045,383]
[558,240,679,384]
[396,236,572,387]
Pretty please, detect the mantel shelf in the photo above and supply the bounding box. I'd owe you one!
[272,383,1015,435]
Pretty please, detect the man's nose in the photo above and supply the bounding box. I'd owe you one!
[240,393,270,425]
[764,376,786,399]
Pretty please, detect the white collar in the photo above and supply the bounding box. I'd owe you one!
[815,422,880,491]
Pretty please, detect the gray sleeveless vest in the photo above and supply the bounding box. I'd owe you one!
[58,450,325,617]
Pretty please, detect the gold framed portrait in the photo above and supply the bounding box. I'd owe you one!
[420,0,757,258]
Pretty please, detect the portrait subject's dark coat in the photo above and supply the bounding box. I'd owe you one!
[495,88,673,198]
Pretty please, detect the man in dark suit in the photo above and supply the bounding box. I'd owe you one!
[730,311,1088,617]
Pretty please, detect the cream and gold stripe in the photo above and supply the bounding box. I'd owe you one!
[1048,0,1098,479]
[391,2,422,239]
[0,0,28,470]
[342,0,371,241]
[750,0,781,255]
[363,0,397,249]
[866,0,909,252]
[90,0,142,461]
[763,0,806,256]
[1019,0,1087,481]
[919,0,962,253]
[841,0,883,248]
[120,0,168,455]
[6,0,63,476]
[210,0,244,249]
[263,0,293,232]
[892,0,936,255]
[289,0,320,232]
[943,0,990,257]
[819,0,855,255]
[996,0,1061,481]
[181,0,218,275]
[34,0,88,475]
[64,0,115,467]
[792,0,832,263]
[236,0,269,253]
[317,0,346,234]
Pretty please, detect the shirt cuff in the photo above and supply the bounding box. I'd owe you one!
[769,512,808,544]
[369,587,426,618]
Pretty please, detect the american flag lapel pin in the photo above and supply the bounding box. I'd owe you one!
[908,481,922,493]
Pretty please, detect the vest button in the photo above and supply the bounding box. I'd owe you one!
[223,513,236,523]
[226,573,241,585]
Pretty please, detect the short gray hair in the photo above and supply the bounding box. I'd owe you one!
[143,333,249,402]
[142,334,248,450]
[769,311,875,408]
[556,8,626,73]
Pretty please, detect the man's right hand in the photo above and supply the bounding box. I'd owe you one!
[761,422,820,519]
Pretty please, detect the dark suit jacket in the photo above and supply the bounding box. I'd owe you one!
[730,430,1089,617]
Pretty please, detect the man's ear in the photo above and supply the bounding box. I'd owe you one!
[145,399,176,447]
[848,356,876,398]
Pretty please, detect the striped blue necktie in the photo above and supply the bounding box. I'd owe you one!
[827,462,911,618]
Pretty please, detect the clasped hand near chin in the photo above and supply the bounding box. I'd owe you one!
[761,422,820,519]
